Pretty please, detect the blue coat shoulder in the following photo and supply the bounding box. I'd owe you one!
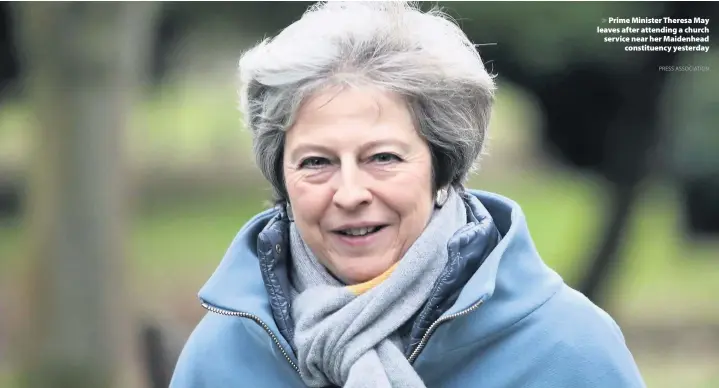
[417,284,645,387]
[170,312,304,387]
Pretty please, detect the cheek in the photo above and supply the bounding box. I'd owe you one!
[380,182,432,224]
[284,173,330,225]
[294,197,324,224]
[393,191,432,222]
[386,160,433,200]
[382,162,434,226]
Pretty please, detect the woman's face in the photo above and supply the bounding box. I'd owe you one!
[283,86,434,284]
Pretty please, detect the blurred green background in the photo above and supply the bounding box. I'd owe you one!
[0,2,717,388]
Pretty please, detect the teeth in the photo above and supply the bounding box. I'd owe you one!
[343,226,378,236]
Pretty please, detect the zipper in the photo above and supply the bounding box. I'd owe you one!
[407,298,485,364]
[201,301,300,373]
[202,297,484,373]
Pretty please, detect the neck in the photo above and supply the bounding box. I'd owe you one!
[346,261,401,295]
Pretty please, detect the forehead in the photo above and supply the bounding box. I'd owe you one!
[287,86,417,142]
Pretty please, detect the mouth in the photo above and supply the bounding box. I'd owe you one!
[333,225,388,237]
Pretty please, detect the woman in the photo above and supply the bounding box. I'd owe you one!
[171,2,645,387]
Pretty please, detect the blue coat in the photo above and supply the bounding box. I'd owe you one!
[170,190,646,387]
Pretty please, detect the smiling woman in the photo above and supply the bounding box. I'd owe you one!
[170,2,646,387]
[283,87,436,284]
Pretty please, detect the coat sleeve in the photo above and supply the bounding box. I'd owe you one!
[169,312,301,388]
[527,287,647,388]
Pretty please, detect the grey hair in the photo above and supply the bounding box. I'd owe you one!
[239,1,496,202]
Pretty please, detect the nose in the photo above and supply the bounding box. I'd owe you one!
[332,164,372,211]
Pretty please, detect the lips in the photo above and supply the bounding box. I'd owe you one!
[331,223,389,248]
[329,220,389,245]
[335,225,387,236]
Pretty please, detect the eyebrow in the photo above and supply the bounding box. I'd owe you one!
[287,143,335,162]
[287,139,411,162]
[360,139,411,154]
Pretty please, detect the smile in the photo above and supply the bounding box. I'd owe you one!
[336,225,387,236]
[332,224,389,247]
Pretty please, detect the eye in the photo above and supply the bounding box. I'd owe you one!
[299,156,330,169]
[370,153,401,164]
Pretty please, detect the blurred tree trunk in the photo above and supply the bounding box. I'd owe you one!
[14,3,159,388]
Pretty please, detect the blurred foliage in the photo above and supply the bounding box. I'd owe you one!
[0,80,250,171]
[133,81,251,168]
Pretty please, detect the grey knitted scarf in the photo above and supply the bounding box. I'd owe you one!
[288,188,468,387]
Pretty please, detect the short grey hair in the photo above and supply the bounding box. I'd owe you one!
[239,1,496,202]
